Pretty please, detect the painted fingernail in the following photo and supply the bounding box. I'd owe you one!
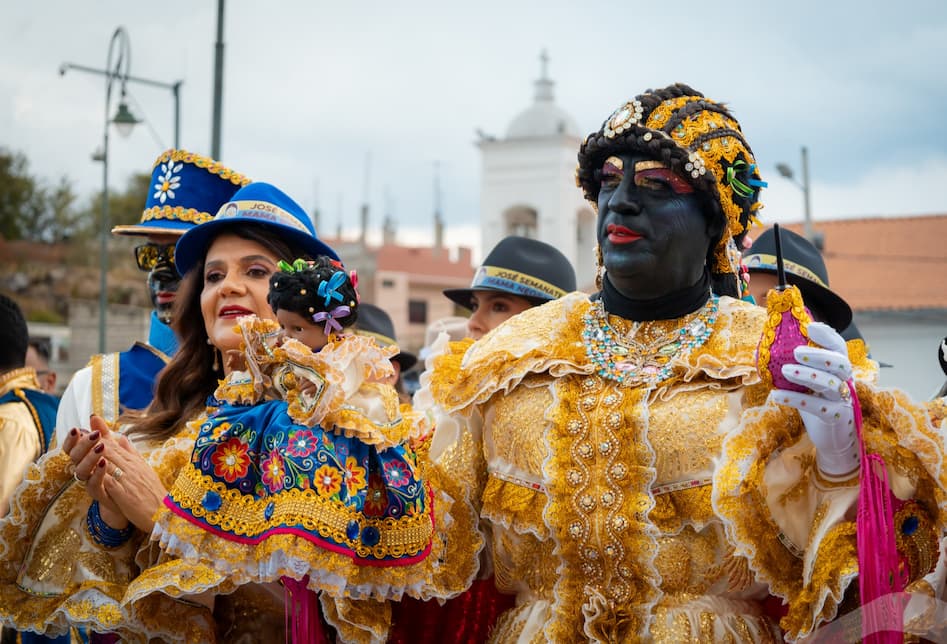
[88,431,100,441]
[70,428,78,437]
[94,443,105,454]
[98,458,106,468]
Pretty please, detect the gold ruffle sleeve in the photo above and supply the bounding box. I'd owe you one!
[714,382,947,641]
[0,424,214,642]
[418,333,487,598]
[846,338,880,384]
[430,293,592,413]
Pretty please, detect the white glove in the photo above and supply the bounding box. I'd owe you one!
[768,322,858,477]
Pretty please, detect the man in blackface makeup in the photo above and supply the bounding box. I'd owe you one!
[53,150,250,444]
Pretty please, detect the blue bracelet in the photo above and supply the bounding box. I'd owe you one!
[86,500,134,548]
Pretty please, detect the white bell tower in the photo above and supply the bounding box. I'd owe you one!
[477,51,596,289]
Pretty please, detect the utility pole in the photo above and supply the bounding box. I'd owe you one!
[211,0,225,158]
[433,161,444,253]
[801,146,813,243]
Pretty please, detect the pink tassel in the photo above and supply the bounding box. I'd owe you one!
[853,381,904,643]
[283,575,327,644]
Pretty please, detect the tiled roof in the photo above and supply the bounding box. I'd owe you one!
[375,245,475,279]
[769,214,947,311]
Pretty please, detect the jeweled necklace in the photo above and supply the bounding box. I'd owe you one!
[582,294,718,386]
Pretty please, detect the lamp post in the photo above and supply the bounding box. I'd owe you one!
[60,63,183,148]
[96,27,138,353]
[775,146,815,246]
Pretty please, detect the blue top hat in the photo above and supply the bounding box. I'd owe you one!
[174,181,340,276]
[112,149,251,237]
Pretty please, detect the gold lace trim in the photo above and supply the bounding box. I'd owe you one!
[713,402,805,601]
[780,522,857,637]
[650,484,715,534]
[422,429,485,599]
[147,511,436,601]
[481,475,547,540]
[544,375,659,641]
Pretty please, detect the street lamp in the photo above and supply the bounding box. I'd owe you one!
[60,62,183,148]
[775,146,818,247]
[96,27,138,353]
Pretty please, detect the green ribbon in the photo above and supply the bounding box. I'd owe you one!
[277,258,310,273]
[726,160,768,198]
[725,160,754,197]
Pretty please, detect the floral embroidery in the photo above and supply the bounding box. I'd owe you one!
[153,160,182,204]
[314,464,343,497]
[211,437,250,483]
[344,456,367,493]
[210,421,232,441]
[384,461,412,488]
[364,473,388,517]
[286,428,317,457]
[261,452,285,493]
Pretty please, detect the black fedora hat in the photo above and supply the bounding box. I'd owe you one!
[354,304,417,372]
[444,236,577,311]
[938,336,947,377]
[744,227,853,333]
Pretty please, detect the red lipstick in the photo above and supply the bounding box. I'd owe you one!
[607,224,643,244]
[218,305,253,318]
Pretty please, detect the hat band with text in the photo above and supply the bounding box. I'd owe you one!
[214,200,311,234]
[744,253,828,288]
[472,265,567,300]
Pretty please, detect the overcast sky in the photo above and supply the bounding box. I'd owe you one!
[3,1,946,260]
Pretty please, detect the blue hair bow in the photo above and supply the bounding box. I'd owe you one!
[317,272,346,307]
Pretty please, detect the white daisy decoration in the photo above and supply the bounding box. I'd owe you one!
[153,161,183,204]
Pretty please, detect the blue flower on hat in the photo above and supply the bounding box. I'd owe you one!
[153,160,183,204]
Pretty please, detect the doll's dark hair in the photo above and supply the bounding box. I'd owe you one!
[267,256,359,329]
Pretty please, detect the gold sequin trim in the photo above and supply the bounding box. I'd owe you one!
[152,149,251,187]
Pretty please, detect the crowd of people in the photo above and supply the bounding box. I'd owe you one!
[1,83,946,643]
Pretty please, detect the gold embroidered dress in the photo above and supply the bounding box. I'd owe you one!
[414,292,947,643]
[0,421,217,641]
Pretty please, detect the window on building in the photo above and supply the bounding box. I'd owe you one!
[503,205,538,239]
[382,279,395,288]
[408,300,428,325]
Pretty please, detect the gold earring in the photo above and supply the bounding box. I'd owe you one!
[207,338,220,371]
[595,244,605,291]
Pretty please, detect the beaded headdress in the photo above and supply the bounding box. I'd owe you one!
[576,83,766,284]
